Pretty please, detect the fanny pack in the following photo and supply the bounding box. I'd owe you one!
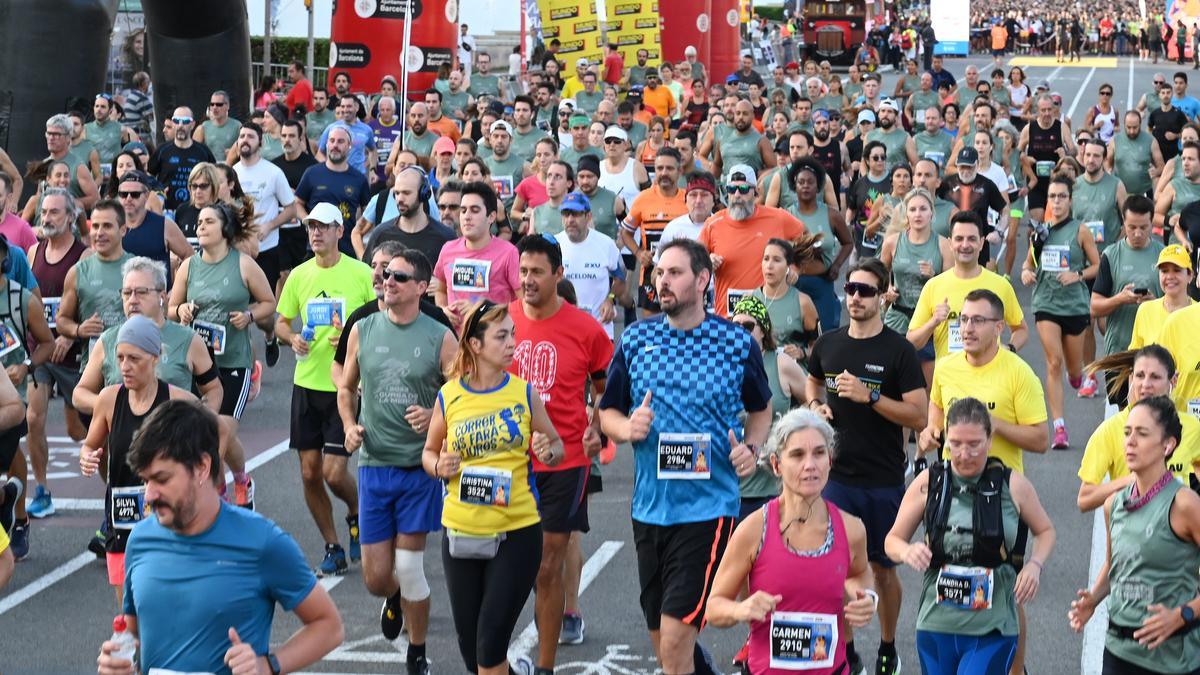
[447,528,506,560]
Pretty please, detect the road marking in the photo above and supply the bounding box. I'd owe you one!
[508,539,625,663]
[1066,68,1098,122]
[1128,58,1136,110]
[1009,56,1117,68]
[319,576,346,592]
[0,552,94,616]
[322,635,407,663]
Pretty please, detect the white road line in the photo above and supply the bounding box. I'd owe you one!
[226,440,292,484]
[1128,58,1136,111]
[319,576,346,592]
[1066,68,1098,122]
[508,540,625,663]
[1081,401,1119,675]
[0,552,94,616]
[322,634,408,664]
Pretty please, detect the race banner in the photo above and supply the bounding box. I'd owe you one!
[604,0,662,65]
[537,0,605,65]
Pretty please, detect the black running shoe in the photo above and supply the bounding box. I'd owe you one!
[265,336,280,367]
[381,589,404,640]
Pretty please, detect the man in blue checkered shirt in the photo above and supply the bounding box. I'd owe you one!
[600,237,772,675]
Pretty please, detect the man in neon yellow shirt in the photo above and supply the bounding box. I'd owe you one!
[920,289,1048,474]
[1154,277,1200,420]
[908,212,1028,358]
[1129,245,1195,350]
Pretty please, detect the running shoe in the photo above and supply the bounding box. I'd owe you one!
[347,515,361,563]
[406,654,430,675]
[559,612,585,645]
[847,651,865,675]
[0,476,22,533]
[1078,375,1099,398]
[381,589,404,640]
[875,653,901,675]
[316,544,348,577]
[87,529,106,558]
[10,519,29,560]
[233,476,255,511]
[248,360,262,402]
[1052,424,1070,450]
[510,655,536,675]
[731,635,750,672]
[265,336,280,367]
[26,484,54,519]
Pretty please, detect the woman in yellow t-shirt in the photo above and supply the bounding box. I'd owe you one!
[1079,344,1200,512]
[423,300,563,675]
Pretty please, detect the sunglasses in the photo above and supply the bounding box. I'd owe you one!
[437,202,460,211]
[725,184,754,195]
[734,320,758,332]
[117,190,146,199]
[209,101,227,107]
[604,137,624,144]
[869,154,887,161]
[189,182,211,190]
[172,116,194,125]
[381,270,415,284]
[305,221,338,231]
[1100,91,1113,96]
[843,281,880,298]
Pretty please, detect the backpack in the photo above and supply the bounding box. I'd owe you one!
[923,458,1029,571]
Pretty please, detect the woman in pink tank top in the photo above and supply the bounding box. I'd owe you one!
[706,408,877,674]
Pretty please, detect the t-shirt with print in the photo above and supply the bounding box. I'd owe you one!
[234,158,296,251]
[434,236,521,311]
[555,229,626,337]
[294,164,372,256]
[699,205,805,317]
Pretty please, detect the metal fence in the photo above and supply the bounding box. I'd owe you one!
[250,62,329,91]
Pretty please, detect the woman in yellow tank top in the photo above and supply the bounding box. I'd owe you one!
[423,300,563,675]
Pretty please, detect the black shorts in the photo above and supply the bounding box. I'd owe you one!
[0,419,28,470]
[290,385,348,455]
[738,496,772,522]
[637,283,661,312]
[823,478,904,567]
[256,246,281,294]
[217,367,252,419]
[1034,311,1091,336]
[277,227,311,271]
[632,517,735,630]
[535,466,590,533]
[586,459,603,495]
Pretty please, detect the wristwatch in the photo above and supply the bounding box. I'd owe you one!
[868,389,880,406]
[1182,605,1196,626]
[266,652,282,675]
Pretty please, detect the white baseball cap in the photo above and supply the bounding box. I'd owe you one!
[603,126,628,142]
[305,202,342,226]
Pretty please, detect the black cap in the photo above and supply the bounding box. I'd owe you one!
[576,154,601,177]
[956,147,979,165]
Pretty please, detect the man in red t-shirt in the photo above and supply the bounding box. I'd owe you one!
[699,164,805,316]
[285,60,314,115]
[602,43,625,86]
[508,234,612,666]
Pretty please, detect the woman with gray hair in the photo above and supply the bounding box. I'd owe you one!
[706,407,877,674]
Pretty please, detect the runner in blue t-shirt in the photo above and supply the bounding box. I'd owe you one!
[599,237,771,675]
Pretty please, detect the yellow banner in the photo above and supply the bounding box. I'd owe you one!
[604,0,661,66]
[537,0,605,65]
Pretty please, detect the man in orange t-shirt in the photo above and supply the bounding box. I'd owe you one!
[641,71,677,119]
[620,147,689,313]
[424,89,462,143]
[699,163,805,316]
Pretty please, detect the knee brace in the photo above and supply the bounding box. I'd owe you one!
[394,549,430,602]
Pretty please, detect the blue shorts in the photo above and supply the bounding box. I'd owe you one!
[358,466,444,545]
[916,629,1016,675]
[822,478,904,567]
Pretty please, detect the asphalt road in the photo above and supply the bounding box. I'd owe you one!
[0,52,1162,674]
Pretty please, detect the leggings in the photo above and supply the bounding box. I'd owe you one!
[1102,648,1200,674]
[442,523,542,671]
[916,629,1016,675]
[798,274,841,332]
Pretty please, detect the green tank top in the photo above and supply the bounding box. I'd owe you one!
[403,130,438,158]
[990,87,1011,111]
[932,199,955,238]
[867,127,910,170]
[512,127,549,163]
[1032,219,1090,316]
[1072,173,1122,253]
[917,470,1020,637]
[910,91,942,132]
[1100,241,1165,356]
[0,281,32,402]
[305,109,336,143]
[815,94,845,114]
[1114,132,1154,196]
[784,121,814,137]
[885,229,942,334]
[752,286,804,348]
[559,145,604,171]
[845,82,864,101]
[574,91,604,116]
[898,74,921,100]
[485,153,525,206]
[57,150,88,200]
[68,140,96,171]
[771,167,798,211]
[356,311,449,467]
[1169,174,1200,219]
[914,131,954,174]
[532,202,564,235]
[100,320,194,391]
[76,252,133,370]
[186,249,253,368]
[739,349,786,499]
[586,188,620,240]
[1107,480,1200,671]
[788,202,836,270]
[85,119,122,164]
[443,91,471,122]
[261,134,284,161]
[718,129,765,178]
[201,119,242,159]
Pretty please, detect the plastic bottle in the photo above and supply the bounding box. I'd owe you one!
[297,326,315,362]
[110,615,137,666]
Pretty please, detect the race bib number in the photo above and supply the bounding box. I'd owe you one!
[451,258,493,294]
[1040,244,1070,273]
[862,232,883,250]
[769,611,838,670]
[1084,220,1104,243]
[492,176,515,201]
[657,433,712,480]
[187,237,201,253]
[192,320,227,356]
[923,151,945,168]
[1006,173,1017,191]
[947,320,964,352]
[916,109,927,125]
[111,485,148,531]
[148,670,214,675]
[1188,398,1200,420]
[42,296,61,329]
[459,467,513,507]
[726,289,754,316]
[936,564,994,610]
[1035,160,1055,177]
[304,298,346,329]
[0,323,23,359]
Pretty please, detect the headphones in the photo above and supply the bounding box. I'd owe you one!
[214,202,239,242]
[398,165,433,204]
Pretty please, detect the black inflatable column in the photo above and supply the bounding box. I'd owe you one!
[141,0,252,144]
[0,0,115,184]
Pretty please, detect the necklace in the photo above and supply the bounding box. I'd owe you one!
[1125,471,1174,511]
[761,283,788,312]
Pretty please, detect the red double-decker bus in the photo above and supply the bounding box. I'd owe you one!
[802,0,869,64]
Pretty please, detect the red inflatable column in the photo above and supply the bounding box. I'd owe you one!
[660,0,712,66]
[329,0,457,98]
[709,0,741,86]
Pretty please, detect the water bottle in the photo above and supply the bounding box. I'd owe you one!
[297,326,315,362]
[110,615,137,666]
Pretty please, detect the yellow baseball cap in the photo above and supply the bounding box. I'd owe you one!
[1157,244,1193,271]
